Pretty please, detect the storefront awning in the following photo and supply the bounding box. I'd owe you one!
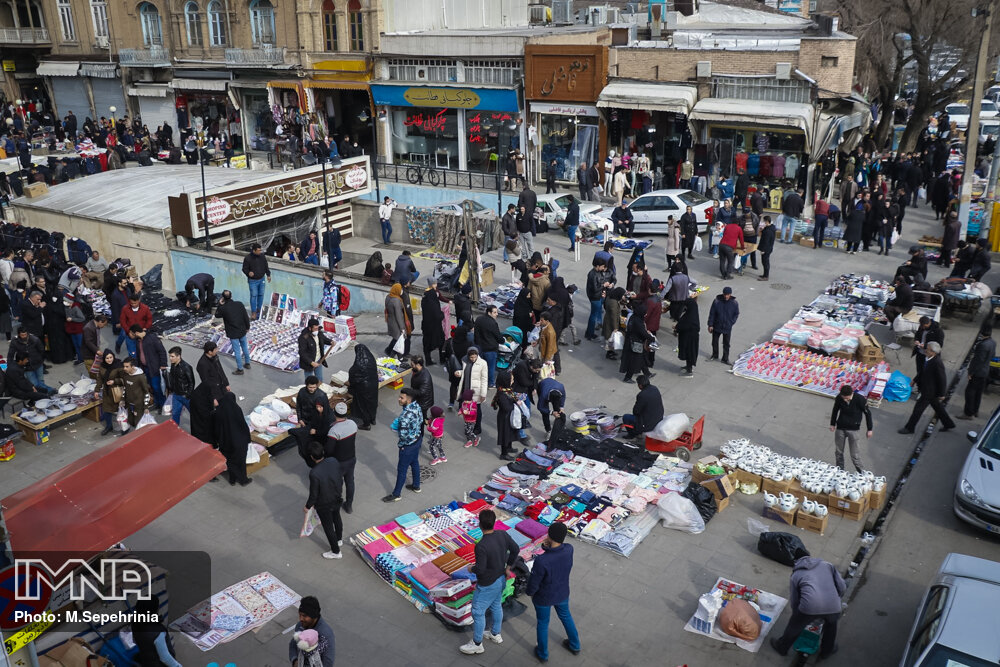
[369,83,519,112]
[128,84,171,98]
[2,422,225,559]
[36,61,79,77]
[268,81,301,91]
[689,98,815,145]
[79,63,118,79]
[597,81,698,115]
[304,81,370,91]
[172,77,229,92]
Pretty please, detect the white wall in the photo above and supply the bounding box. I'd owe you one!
[383,0,528,32]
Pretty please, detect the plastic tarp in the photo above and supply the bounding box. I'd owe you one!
[2,422,225,558]
[597,80,698,115]
[689,99,815,147]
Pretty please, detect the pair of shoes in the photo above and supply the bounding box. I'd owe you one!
[769,638,787,656]
[342,504,353,514]
[405,484,421,493]
[321,551,342,560]
[232,369,244,376]
[381,494,401,503]
[758,276,769,281]
[464,440,474,448]
[562,638,581,655]
[238,478,253,486]
[244,363,251,369]
[459,641,484,655]
[483,632,503,644]
[897,427,915,435]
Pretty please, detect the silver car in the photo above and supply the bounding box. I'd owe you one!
[953,407,1000,534]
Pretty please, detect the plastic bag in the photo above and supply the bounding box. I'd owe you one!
[733,253,743,270]
[392,335,406,355]
[697,591,723,626]
[884,370,912,402]
[117,405,130,433]
[136,412,157,429]
[681,481,718,523]
[891,228,900,245]
[918,186,927,201]
[747,518,770,537]
[657,493,705,534]
[756,531,810,566]
[650,413,691,442]
[609,330,624,351]
[140,264,163,291]
[510,404,523,429]
[162,394,172,416]
[246,444,261,464]
[693,236,703,252]
[718,598,763,641]
[300,508,321,538]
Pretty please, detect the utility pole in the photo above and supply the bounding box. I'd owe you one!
[958,0,996,238]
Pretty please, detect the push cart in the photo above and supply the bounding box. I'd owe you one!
[644,415,705,461]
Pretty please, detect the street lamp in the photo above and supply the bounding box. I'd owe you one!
[186,132,210,250]
[358,108,382,202]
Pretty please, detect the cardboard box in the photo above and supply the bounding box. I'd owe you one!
[24,181,49,198]
[832,349,854,360]
[794,510,828,535]
[788,480,829,506]
[857,334,884,364]
[733,468,762,490]
[714,495,730,513]
[691,455,723,483]
[799,237,816,248]
[828,493,868,520]
[868,485,887,511]
[246,449,270,476]
[40,638,112,667]
[701,474,736,501]
[762,505,797,526]
[481,265,494,287]
[822,239,839,248]
[761,477,792,495]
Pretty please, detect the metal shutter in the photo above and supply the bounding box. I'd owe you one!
[89,77,126,119]
[137,93,178,146]
[50,78,92,120]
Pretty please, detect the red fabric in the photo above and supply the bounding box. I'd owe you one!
[120,302,152,332]
[462,499,489,514]
[98,153,108,171]
[2,422,225,561]
[454,543,476,564]
[720,223,745,248]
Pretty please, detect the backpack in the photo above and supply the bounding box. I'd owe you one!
[337,284,350,311]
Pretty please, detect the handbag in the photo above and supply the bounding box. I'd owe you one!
[630,340,645,354]
[110,384,125,404]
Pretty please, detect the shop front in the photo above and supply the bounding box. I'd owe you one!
[173,78,241,152]
[524,44,607,185]
[369,83,521,173]
[130,82,176,145]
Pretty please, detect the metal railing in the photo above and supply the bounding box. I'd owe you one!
[376,160,502,191]
[118,45,170,67]
[0,27,49,44]
[225,46,286,66]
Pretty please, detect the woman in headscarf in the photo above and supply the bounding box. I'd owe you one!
[131,594,180,667]
[546,276,571,340]
[603,286,625,360]
[348,344,379,430]
[644,280,664,367]
[512,287,535,348]
[675,295,701,378]
[620,301,654,383]
[453,282,474,327]
[188,382,216,445]
[384,283,411,357]
[364,251,384,278]
[491,370,518,461]
[215,391,252,486]
[96,349,122,435]
[420,278,445,365]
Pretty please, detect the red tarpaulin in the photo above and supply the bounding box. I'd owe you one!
[2,421,226,557]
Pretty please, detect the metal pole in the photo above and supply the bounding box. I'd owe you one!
[958,0,996,238]
[321,156,330,232]
[495,129,503,217]
[371,113,381,202]
[201,133,210,250]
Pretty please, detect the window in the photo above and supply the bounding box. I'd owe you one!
[249,0,275,45]
[322,0,337,51]
[711,75,811,104]
[57,0,75,41]
[185,2,202,46]
[348,0,363,51]
[464,60,522,86]
[821,56,839,68]
[90,0,108,39]
[208,0,226,46]
[139,2,162,46]
[387,59,457,83]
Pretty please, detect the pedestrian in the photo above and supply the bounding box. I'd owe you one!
[613,166,631,204]
[558,284,581,347]
[196,341,230,406]
[898,341,955,434]
[883,276,913,323]
[620,302,653,384]
[383,387,424,502]
[756,215,776,282]
[80,313,107,367]
[95,349,122,434]
[459,388,479,448]
[679,205,698,259]
[391,250,419,286]
[183,273,215,311]
[130,594,180,667]
[545,159,557,194]
[322,226,342,270]
[664,215,681,270]
[409,354,434,416]
[563,195,580,251]
[717,218,745,280]
[576,161,589,200]
[675,296,700,378]
[216,391,252,486]
[878,195,899,256]
[517,182,538,221]
[119,293,152,358]
[288,596,335,667]
[292,380,332,466]
[588,161,602,202]
[912,316,944,386]
[959,327,995,420]
[459,509,520,656]
[215,290,251,375]
[457,347,488,444]
[526,521,582,662]
[829,384,873,472]
[327,402,357,513]
[585,259,613,341]
[64,290,87,365]
[603,286,625,360]
[348,344,378,430]
[165,346,194,426]
[501,203,518,264]
[622,373,663,438]
[844,193,864,254]
[950,240,976,278]
[426,405,447,465]
[969,238,992,281]
[242,243,271,319]
[538,311,559,373]
[299,230,321,265]
[707,286,739,364]
[110,357,154,428]
[379,196,397,244]
[516,205,535,255]
[938,211,960,267]
[304,441,344,559]
[384,283,412,357]
[611,199,634,238]
[298,318,331,383]
[420,278,445,364]
[537,376,565,433]
[474,305,503,386]
[769,556,845,659]
[131,325,168,409]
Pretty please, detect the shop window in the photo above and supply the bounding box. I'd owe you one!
[711,76,810,104]
[90,0,108,39]
[139,2,162,46]
[465,110,515,173]
[250,0,275,45]
[185,1,203,46]
[322,0,337,51]
[348,0,363,51]
[387,59,457,83]
[821,56,839,68]
[57,0,75,41]
[390,107,457,169]
[539,115,598,183]
[208,0,226,46]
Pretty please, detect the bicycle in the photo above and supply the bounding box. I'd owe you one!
[406,164,441,186]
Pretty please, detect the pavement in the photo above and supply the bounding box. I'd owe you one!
[2,195,994,666]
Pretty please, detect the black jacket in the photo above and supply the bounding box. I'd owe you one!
[889,282,913,313]
[298,328,331,372]
[167,359,195,398]
[586,268,613,301]
[501,211,518,238]
[454,293,473,326]
[917,354,948,398]
[782,193,804,218]
[241,252,270,280]
[296,386,323,424]
[707,295,740,334]
[8,335,45,370]
[5,365,42,399]
[969,336,996,379]
[631,384,664,433]
[306,457,344,508]
[830,392,873,431]
[758,224,776,254]
[679,212,698,238]
[913,321,944,357]
[20,301,44,337]
[137,332,168,371]
[410,366,434,411]
[970,247,992,281]
[546,164,557,185]
[474,314,502,352]
[750,191,764,215]
[216,299,251,339]
[517,188,537,216]
[391,255,418,285]
[196,353,230,401]
[610,206,633,226]
[564,200,579,227]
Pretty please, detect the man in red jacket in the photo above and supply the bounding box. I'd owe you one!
[119,294,152,358]
[718,221,745,280]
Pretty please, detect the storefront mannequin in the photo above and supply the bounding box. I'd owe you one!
[680,158,694,189]
[604,151,616,195]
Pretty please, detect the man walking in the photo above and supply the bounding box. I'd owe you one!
[327,402,358,514]
[298,318,330,383]
[305,442,345,560]
[912,316,944,386]
[379,196,397,245]
[780,187,804,244]
[527,522,582,662]
[241,243,271,319]
[474,305,503,387]
[576,161,589,201]
[959,328,995,420]
[167,347,195,426]
[460,509,520,656]
[196,341,230,406]
[898,341,955,434]
[757,215,776,282]
[707,286,739,364]
[132,325,168,409]
[545,159,557,194]
[215,290,252,375]
[382,388,423,502]
[585,258,613,340]
[679,205,698,259]
[829,384,873,472]
[770,556,845,659]
[501,204,518,263]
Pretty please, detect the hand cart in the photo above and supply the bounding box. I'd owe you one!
[644,415,705,461]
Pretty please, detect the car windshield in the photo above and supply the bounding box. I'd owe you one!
[553,195,574,209]
[919,645,995,667]
[948,105,971,115]
[982,102,998,112]
[977,421,1000,459]
[678,191,710,206]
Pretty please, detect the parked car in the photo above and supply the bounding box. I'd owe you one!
[898,553,999,667]
[945,103,971,130]
[536,193,602,228]
[595,189,712,234]
[980,99,1000,119]
[432,200,488,215]
[953,408,1000,534]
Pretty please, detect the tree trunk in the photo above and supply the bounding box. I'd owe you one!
[898,104,931,153]
[874,98,896,149]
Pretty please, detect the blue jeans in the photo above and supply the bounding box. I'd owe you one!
[304,365,324,383]
[381,219,392,244]
[231,336,250,369]
[780,215,795,243]
[586,298,603,338]
[26,366,54,393]
[115,327,126,352]
[503,236,512,262]
[481,350,497,386]
[391,439,422,497]
[171,394,190,425]
[248,278,265,314]
[328,246,342,268]
[69,333,83,362]
[566,225,579,250]
[471,577,505,644]
[145,368,166,408]
[535,599,581,660]
[304,254,319,265]
[813,214,828,248]
[124,335,137,358]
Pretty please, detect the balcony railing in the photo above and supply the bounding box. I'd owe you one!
[118,45,170,67]
[0,27,49,44]
[225,46,286,67]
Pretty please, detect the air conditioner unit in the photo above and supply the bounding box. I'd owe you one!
[95,35,109,49]
[529,4,548,23]
[552,0,574,23]
[776,62,791,79]
[605,7,620,22]
[696,61,711,78]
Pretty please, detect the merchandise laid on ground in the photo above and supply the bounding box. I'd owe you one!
[580,233,655,252]
[13,378,102,444]
[245,380,353,455]
[375,356,413,387]
[478,282,523,318]
[171,572,302,651]
[414,248,459,262]
[684,576,788,653]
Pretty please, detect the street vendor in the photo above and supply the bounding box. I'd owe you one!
[621,374,663,438]
[183,272,215,311]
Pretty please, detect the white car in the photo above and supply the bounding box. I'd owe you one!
[597,189,713,234]
[953,408,1000,534]
[898,553,999,667]
[945,103,971,130]
[432,200,488,215]
[535,193,602,228]
[980,99,1000,119]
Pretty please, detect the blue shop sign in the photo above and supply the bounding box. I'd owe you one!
[370,84,519,112]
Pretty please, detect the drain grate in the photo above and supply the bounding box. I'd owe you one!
[420,466,438,483]
[770,283,792,290]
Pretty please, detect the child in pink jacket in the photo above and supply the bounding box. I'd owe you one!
[427,405,446,464]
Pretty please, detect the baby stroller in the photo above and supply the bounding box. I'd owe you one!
[497,326,523,370]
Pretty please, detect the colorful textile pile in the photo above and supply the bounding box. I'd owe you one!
[733,343,889,398]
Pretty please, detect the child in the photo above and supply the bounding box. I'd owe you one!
[427,406,447,464]
[459,389,479,448]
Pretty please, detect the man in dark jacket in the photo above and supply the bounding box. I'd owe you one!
[132,325,168,409]
[501,203,518,263]
[610,200,634,238]
[81,314,107,364]
[757,215,776,281]
[298,318,331,383]
[322,227,342,269]
[299,230,321,265]
[409,355,434,416]
[623,374,663,436]
[679,205,699,259]
[938,211,960,267]
[770,556,846,658]
[576,162,589,200]
[779,188,804,244]
[305,442,345,560]
[545,159,558,193]
[884,277,914,323]
[969,237,992,281]
[829,384,873,471]
[184,273,215,311]
[585,259,614,340]
[6,353,50,400]
[707,286,740,364]
[167,346,195,425]
[960,328,996,420]
[515,205,535,255]
[196,341,230,405]
[899,341,955,433]
[750,189,765,217]
[241,243,271,318]
[912,316,944,385]
[517,183,537,220]
[526,522,582,662]
[9,329,54,393]
[474,306,503,387]
[460,509,520,656]
[215,290,252,375]
[20,290,44,338]
[390,251,419,286]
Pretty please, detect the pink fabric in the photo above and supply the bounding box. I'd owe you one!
[363,538,393,559]
[410,562,449,590]
[429,417,445,438]
[376,521,400,534]
[515,518,547,540]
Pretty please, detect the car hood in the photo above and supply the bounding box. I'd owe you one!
[960,446,1000,507]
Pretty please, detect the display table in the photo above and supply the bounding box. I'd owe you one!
[378,367,412,389]
[11,400,101,445]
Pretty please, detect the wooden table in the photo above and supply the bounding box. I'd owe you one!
[378,367,412,390]
[11,400,101,445]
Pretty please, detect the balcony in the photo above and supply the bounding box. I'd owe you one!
[118,45,170,67]
[225,46,286,67]
[0,27,49,44]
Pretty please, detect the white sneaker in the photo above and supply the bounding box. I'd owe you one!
[483,631,503,644]
[337,540,343,546]
[459,641,484,654]
[322,551,342,559]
